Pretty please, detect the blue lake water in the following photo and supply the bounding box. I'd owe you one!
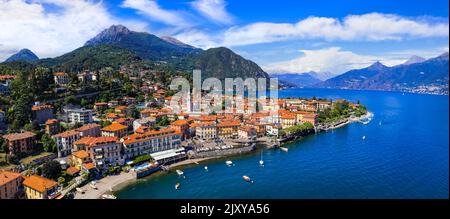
[116,88,449,199]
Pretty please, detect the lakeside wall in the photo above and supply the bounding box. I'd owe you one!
[191,144,256,158]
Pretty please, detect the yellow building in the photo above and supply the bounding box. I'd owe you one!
[217,120,240,140]
[71,150,91,169]
[101,123,128,138]
[23,175,59,199]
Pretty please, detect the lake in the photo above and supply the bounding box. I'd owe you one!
[116,88,449,198]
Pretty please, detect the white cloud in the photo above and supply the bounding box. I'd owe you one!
[174,29,220,49]
[220,13,449,47]
[263,47,407,75]
[0,0,148,61]
[191,0,233,24]
[122,0,190,28]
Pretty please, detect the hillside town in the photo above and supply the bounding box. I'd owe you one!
[0,67,367,199]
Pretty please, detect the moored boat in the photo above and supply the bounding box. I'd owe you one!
[176,169,184,176]
[175,182,180,190]
[242,175,253,183]
[280,147,288,152]
[101,194,117,199]
[226,160,233,166]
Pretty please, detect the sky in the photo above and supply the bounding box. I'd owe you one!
[0,0,449,77]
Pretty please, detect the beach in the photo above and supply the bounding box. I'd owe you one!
[74,172,135,199]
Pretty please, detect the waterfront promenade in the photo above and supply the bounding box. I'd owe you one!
[74,172,135,199]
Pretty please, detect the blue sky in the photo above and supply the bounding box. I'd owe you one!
[0,0,448,76]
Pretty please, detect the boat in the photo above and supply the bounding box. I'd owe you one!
[175,182,180,190]
[259,150,264,166]
[101,194,117,199]
[379,121,382,126]
[204,166,208,171]
[76,187,84,194]
[362,136,366,140]
[242,175,253,183]
[226,160,233,166]
[176,169,184,176]
[280,147,288,152]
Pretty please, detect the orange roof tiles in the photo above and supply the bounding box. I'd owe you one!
[53,130,80,138]
[83,162,96,170]
[0,75,16,80]
[31,105,53,111]
[3,131,36,141]
[45,119,59,125]
[66,167,80,175]
[101,123,128,132]
[217,120,240,127]
[23,175,58,193]
[0,170,22,187]
[72,150,90,159]
[171,119,188,126]
[76,123,101,132]
[53,72,67,76]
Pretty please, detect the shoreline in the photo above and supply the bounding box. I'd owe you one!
[78,112,372,199]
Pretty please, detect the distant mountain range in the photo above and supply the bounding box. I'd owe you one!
[270,72,323,88]
[314,53,449,94]
[4,49,39,63]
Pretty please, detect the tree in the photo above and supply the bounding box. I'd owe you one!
[41,134,56,152]
[42,160,62,180]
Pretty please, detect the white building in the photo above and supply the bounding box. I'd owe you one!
[67,108,93,124]
[122,129,182,160]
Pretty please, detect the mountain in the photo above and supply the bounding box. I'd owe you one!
[82,25,269,81]
[161,36,197,49]
[4,49,39,63]
[37,45,141,72]
[188,47,269,80]
[315,53,449,94]
[403,55,426,65]
[270,72,322,87]
[85,25,201,61]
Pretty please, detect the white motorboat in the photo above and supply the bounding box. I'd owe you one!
[176,169,184,176]
[204,166,208,171]
[101,194,117,199]
[259,150,264,166]
[226,160,233,166]
[280,147,288,152]
[362,136,366,140]
[175,182,180,190]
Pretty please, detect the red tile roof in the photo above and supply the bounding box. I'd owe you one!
[23,175,58,193]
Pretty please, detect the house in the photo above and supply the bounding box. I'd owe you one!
[133,117,156,131]
[77,71,96,82]
[2,131,36,156]
[84,136,122,168]
[113,117,135,133]
[114,105,128,114]
[77,123,101,137]
[45,119,61,135]
[101,123,128,138]
[94,102,108,112]
[266,123,283,136]
[70,150,91,169]
[217,120,240,140]
[0,75,15,96]
[31,105,54,124]
[52,130,81,158]
[122,129,182,160]
[67,108,93,124]
[53,72,69,85]
[170,119,190,140]
[301,113,318,126]
[238,126,257,140]
[193,122,217,140]
[280,113,296,129]
[0,170,23,199]
[23,175,60,199]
